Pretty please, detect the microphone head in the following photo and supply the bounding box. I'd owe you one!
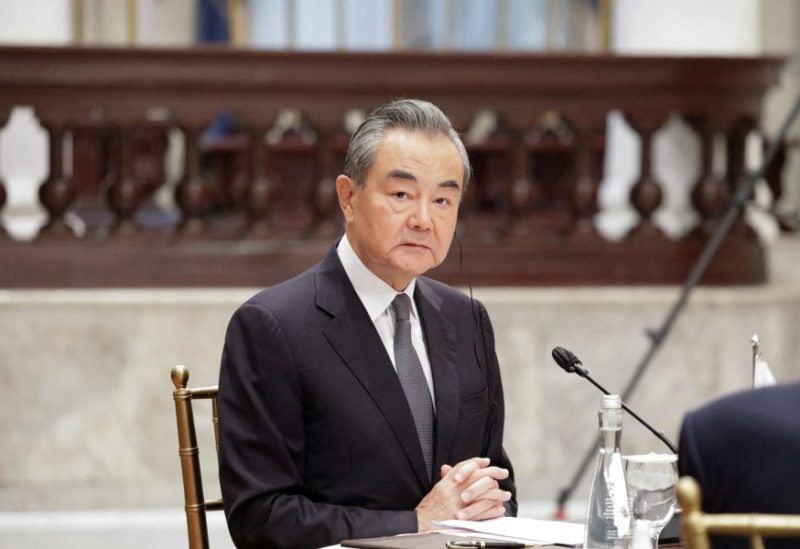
[552,346,581,373]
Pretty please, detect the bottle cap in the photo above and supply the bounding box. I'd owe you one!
[600,394,622,409]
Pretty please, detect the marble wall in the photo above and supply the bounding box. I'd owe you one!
[1,240,799,516]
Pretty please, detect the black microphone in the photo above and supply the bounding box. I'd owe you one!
[551,346,677,454]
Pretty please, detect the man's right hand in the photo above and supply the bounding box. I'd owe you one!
[415,457,511,532]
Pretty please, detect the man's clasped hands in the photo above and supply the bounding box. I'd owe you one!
[416,457,512,531]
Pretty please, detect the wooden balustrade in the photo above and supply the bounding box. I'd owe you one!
[0,111,7,239]
[0,46,787,287]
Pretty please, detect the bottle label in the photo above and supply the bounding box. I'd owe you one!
[584,454,631,548]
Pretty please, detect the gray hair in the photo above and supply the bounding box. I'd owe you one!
[343,99,472,188]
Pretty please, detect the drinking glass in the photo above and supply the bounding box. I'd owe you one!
[623,453,678,549]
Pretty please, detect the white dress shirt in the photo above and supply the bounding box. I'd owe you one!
[337,235,436,405]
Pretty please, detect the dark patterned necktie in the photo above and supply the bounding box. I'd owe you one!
[391,293,434,481]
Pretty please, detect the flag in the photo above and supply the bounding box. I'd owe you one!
[752,334,777,389]
[198,0,230,43]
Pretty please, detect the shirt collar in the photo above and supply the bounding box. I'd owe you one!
[337,234,417,322]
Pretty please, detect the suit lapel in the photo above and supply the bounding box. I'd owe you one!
[315,247,431,490]
[415,279,460,474]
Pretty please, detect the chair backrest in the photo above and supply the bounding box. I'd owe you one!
[171,364,223,549]
[677,476,800,549]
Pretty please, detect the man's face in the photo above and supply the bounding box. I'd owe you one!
[336,129,464,291]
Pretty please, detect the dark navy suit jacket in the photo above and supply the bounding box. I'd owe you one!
[218,245,516,549]
[679,381,800,549]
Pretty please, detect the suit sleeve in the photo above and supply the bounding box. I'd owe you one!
[477,302,518,517]
[679,411,710,497]
[218,302,417,549]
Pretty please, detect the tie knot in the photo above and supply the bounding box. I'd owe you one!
[391,293,412,322]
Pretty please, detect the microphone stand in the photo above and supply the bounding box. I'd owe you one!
[554,85,800,517]
[577,369,677,454]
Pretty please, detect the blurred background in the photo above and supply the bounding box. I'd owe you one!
[0,1,799,548]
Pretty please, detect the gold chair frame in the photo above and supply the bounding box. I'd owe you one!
[171,364,223,549]
[677,476,800,549]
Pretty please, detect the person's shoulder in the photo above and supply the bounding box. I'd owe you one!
[708,381,800,408]
[688,381,800,425]
[240,264,318,315]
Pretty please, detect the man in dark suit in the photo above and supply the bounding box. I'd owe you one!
[218,99,517,549]
[679,381,800,549]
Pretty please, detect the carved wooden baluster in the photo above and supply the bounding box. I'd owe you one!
[726,119,746,187]
[175,124,211,236]
[726,117,758,236]
[0,168,5,238]
[568,117,604,236]
[37,121,78,238]
[689,116,730,236]
[457,152,478,238]
[462,110,514,240]
[761,136,789,231]
[626,116,665,239]
[520,111,576,237]
[262,110,318,235]
[308,127,341,238]
[106,123,144,236]
[0,113,8,238]
[0,192,5,239]
[507,124,537,236]
[243,125,273,238]
[458,117,480,237]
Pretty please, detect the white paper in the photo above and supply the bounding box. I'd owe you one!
[435,517,585,546]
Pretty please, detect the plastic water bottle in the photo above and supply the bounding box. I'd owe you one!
[584,394,631,549]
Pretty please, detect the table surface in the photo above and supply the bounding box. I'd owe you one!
[338,532,684,549]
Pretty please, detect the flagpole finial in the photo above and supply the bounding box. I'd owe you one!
[751,333,760,351]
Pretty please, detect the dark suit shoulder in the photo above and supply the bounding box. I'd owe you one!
[683,381,800,459]
[242,266,318,316]
[681,383,800,522]
[689,382,800,424]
